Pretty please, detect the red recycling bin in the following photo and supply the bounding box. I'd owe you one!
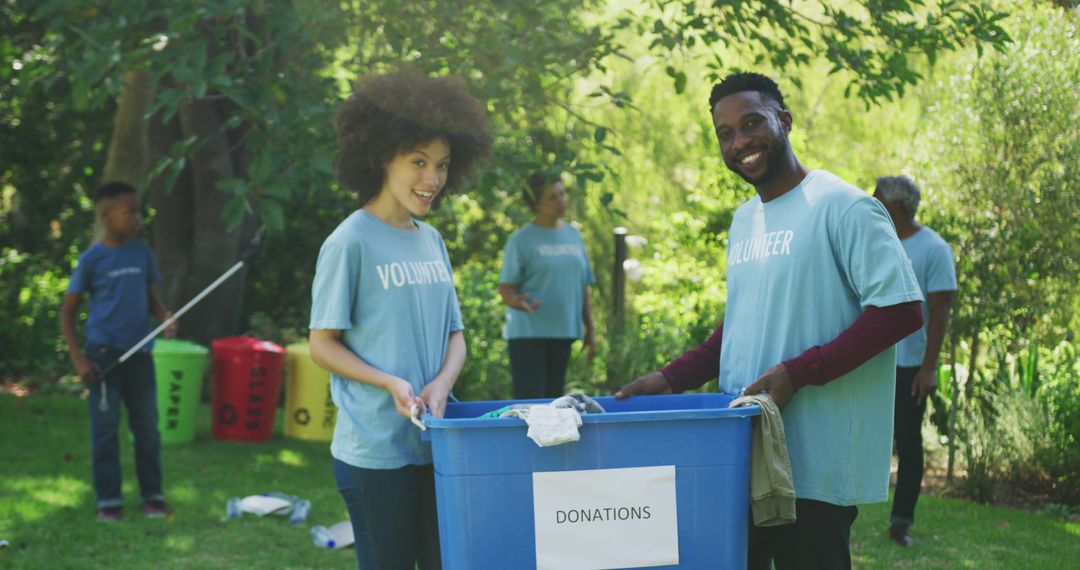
[210,336,285,442]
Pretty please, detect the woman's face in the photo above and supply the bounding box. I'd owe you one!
[535,181,568,219]
[380,137,451,217]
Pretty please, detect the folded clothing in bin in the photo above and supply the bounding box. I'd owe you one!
[503,406,583,447]
[475,392,605,448]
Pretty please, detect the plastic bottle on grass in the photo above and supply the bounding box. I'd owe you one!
[311,525,336,548]
[226,497,242,518]
[290,499,311,525]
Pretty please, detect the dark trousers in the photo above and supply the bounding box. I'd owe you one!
[748,499,859,570]
[892,365,925,525]
[85,344,164,508]
[507,338,574,399]
[333,459,441,570]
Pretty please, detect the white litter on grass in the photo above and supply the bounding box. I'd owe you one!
[0,539,9,547]
[311,520,354,549]
[235,495,292,517]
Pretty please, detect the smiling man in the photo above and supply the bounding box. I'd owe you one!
[618,72,926,569]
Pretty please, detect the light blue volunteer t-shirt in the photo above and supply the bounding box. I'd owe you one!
[720,170,922,506]
[66,240,161,352]
[499,223,595,339]
[895,227,957,367]
[309,210,463,469]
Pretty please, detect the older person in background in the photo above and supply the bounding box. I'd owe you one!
[874,175,957,547]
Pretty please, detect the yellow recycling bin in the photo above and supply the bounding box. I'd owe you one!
[284,342,338,441]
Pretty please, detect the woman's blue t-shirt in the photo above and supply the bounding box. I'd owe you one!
[309,210,463,469]
[499,223,595,340]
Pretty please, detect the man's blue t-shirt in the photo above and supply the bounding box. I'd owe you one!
[66,240,161,351]
[896,226,957,367]
[720,170,922,506]
[309,210,463,469]
[499,223,595,339]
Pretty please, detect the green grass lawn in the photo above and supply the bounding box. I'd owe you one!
[2,394,1077,569]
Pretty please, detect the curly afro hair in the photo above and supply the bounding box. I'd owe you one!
[708,72,787,113]
[333,71,493,208]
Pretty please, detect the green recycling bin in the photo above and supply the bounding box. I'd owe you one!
[152,339,210,444]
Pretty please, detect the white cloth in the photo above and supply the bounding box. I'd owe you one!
[504,405,583,447]
[237,495,292,516]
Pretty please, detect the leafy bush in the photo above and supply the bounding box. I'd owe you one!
[1034,341,1080,502]
[0,248,72,384]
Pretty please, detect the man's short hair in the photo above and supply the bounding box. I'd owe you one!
[875,175,921,218]
[708,72,787,112]
[94,181,138,204]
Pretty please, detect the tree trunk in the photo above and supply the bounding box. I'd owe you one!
[148,112,194,308]
[101,68,155,242]
[103,69,155,186]
[174,96,248,346]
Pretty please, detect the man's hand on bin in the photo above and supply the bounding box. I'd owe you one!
[615,371,673,399]
[743,364,794,410]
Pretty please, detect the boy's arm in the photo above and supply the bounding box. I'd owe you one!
[147,284,177,338]
[60,293,100,383]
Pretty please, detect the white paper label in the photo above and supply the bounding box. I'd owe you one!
[533,465,679,570]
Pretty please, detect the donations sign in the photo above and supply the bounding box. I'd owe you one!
[533,465,679,569]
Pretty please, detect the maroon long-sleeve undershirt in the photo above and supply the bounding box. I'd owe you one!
[661,301,924,393]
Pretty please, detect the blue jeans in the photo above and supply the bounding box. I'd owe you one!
[333,459,441,570]
[85,344,164,508]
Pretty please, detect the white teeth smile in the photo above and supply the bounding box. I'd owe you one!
[414,190,435,199]
[739,152,764,165]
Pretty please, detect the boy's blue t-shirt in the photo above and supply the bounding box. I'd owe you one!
[66,240,161,351]
[720,170,922,506]
[896,226,957,367]
[499,223,595,339]
[309,210,463,469]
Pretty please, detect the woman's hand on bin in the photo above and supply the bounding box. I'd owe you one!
[388,377,426,419]
[420,380,452,419]
[615,371,672,399]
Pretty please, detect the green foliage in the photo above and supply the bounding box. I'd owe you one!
[643,0,1010,104]
[0,250,72,380]
[1034,341,1080,502]
[916,3,1080,343]
[955,383,1047,503]
[453,262,513,401]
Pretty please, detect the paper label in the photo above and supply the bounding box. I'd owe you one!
[533,465,679,570]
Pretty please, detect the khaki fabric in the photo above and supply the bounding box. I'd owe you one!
[730,393,797,527]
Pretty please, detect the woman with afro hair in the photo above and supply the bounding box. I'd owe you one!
[308,70,491,569]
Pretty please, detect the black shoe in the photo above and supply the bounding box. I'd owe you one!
[888,523,915,547]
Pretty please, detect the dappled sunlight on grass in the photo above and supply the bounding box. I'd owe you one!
[250,448,309,469]
[276,449,306,467]
[3,475,90,521]
[165,534,196,553]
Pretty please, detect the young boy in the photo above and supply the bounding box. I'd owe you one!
[60,181,176,521]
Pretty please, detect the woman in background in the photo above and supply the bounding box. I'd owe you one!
[498,171,596,399]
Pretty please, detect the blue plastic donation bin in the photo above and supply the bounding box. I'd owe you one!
[423,393,759,570]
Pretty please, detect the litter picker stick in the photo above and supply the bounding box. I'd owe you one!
[96,228,265,410]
